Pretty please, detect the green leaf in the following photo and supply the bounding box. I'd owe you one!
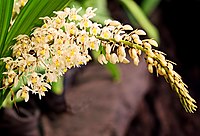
[141,0,161,16]
[0,88,10,109]
[52,76,64,95]
[2,0,72,57]
[120,0,160,42]
[0,0,14,107]
[0,0,14,55]
[105,62,121,81]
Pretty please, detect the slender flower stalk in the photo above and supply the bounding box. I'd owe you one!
[1,7,197,113]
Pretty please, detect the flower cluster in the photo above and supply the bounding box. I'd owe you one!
[1,7,197,113]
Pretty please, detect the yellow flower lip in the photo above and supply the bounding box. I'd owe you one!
[31,78,37,84]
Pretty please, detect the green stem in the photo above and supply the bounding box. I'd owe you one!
[119,0,160,42]
[96,36,145,51]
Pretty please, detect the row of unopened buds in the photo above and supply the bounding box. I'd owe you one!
[1,7,197,113]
